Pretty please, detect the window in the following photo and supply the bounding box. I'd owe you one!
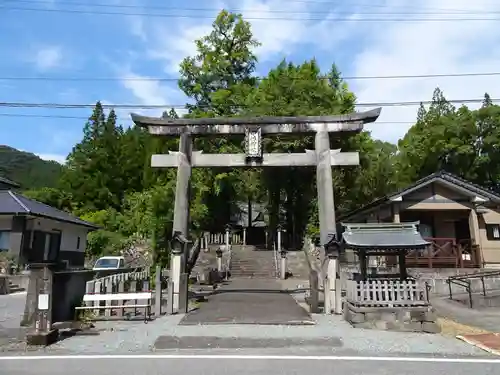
[76,236,81,250]
[418,223,433,238]
[93,258,119,269]
[0,231,10,251]
[486,224,500,241]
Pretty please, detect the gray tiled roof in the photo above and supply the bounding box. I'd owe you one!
[340,170,500,221]
[341,222,429,249]
[232,202,267,227]
[0,190,98,229]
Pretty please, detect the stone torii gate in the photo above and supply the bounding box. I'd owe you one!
[131,108,381,313]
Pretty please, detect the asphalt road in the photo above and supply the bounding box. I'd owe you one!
[1,354,500,375]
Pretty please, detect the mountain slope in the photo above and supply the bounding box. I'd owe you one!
[0,145,64,189]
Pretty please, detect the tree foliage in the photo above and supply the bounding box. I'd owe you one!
[0,146,63,189]
[13,10,500,262]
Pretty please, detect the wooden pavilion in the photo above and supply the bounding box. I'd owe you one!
[341,222,429,280]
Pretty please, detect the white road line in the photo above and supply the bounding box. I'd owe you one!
[0,354,499,363]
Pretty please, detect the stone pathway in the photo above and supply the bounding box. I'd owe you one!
[432,296,500,333]
[179,278,314,325]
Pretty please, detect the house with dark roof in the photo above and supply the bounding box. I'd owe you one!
[0,178,98,267]
[340,171,500,269]
[0,176,20,190]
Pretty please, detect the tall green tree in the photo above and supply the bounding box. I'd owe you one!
[60,102,124,212]
[244,60,361,245]
[179,9,260,116]
[177,10,262,229]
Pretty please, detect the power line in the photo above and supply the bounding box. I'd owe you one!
[0,98,496,110]
[3,71,500,82]
[5,0,496,16]
[0,112,417,124]
[2,6,499,22]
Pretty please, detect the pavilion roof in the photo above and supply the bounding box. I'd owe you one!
[341,222,429,251]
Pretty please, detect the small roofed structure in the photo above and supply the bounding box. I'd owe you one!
[341,223,439,333]
[341,222,429,281]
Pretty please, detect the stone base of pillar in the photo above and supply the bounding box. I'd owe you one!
[26,329,59,346]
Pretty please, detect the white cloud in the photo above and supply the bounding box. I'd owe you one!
[352,0,500,144]
[117,71,187,119]
[120,0,500,146]
[148,23,214,74]
[35,153,66,164]
[32,45,64,71]
[119,0,357,112]
[144,0,356,73]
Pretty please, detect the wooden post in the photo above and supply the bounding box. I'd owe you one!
[280,250,287,280]
[216,249,223,272]
[335,261,343,314]
[398,250,407,280]
[178,273,189,313]
[309,270,320,313]
[324,277,331,314]
[360,253,368,281]
[155,265,162,317]
[166,279,174,315]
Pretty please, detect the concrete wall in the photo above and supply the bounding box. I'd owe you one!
[478,208,500,266]
[402,184,473,211]
[0,216,11,230]
[22,267,140,325]
[407,268,500,296]
[51,267,141,323]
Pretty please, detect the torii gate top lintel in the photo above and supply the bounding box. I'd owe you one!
[130,108,381,136]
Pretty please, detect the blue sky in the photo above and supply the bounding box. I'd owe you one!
[1,0,500,164]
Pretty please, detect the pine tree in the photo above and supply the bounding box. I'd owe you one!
[61,103,124,212]
[483,92,493,107]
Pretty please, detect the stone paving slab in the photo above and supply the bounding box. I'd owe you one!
[180,278,314,326]
[154,336,342,349]
[458,333,500,356]
[432,297,500,333]
[0,314,488,356]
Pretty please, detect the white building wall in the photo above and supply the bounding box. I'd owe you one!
[0,216,12,230]
[26,217,89,253]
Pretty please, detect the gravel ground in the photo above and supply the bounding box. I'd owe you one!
[0,293,27,349]
[0,313,485,356]
[0,291,489,357]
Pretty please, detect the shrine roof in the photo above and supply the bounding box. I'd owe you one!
[341,222,429,250]
[130,109,382,136]
[131,108,381,127]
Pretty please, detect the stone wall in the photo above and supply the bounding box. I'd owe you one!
[344,302,441,333]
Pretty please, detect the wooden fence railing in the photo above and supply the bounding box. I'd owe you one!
[346,279,429,308]
[205,232,244,245]
[82,267,169,320]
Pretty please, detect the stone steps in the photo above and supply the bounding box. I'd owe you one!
[230,246,278,278]
[8,281,25,293]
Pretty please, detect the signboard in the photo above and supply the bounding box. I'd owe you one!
[37,294,49,310]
